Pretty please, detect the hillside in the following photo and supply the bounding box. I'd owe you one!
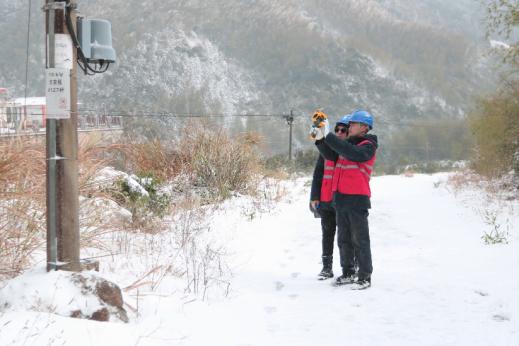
[0,0,492,151]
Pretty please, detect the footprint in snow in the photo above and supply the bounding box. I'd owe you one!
[291,272,300,278]
[474,290,489,297]
[493,314,510,322]
[288,294,299,299]
[275,281,285,291]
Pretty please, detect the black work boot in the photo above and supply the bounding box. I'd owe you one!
[350,275,371,290]
[318,256,334,279]
[334,273,356,286]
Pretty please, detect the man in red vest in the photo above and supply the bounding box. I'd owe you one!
[312,110,378,290]
[310,115,351,280]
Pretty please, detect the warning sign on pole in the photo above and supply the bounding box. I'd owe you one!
[46,68,70,119]
[55,34,73,70]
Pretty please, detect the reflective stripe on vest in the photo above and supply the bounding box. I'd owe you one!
[331,140,376,197]
[320,160,335,202]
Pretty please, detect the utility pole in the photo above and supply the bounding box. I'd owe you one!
[45,0,60,271]
[58,0,80,271]
[425,137,431,162]
[45,0,80,271]
[286,109,294,161]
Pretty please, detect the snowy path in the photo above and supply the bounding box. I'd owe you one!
[1,174,518,345]
[139,174,519,345]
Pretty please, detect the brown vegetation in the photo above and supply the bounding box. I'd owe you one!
[0,127,274,286]
[0,140,46,280]
[469,80,519,181]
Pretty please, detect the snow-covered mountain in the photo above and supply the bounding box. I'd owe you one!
[0,0,491,150]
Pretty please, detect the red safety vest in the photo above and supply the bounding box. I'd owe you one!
[320,160,335,202]
[332,140,376,197]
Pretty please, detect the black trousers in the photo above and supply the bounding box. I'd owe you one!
[335,200,372,280]
[320,204,336,258]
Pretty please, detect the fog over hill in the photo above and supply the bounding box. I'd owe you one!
[0,0,492,152]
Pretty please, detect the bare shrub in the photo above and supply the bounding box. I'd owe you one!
[480,208,510,244]
[0,200,44,279]
[240,177,287,220]
[447,170,516,244]
[108,205,231,301]
[469,80,519,180]
[114,139,185,181]
[172,208,231,299]
[1,129,271,300]
[0,134,128,280]
[76,135,131,248]
[183,240,230,299]
[117,125,264,202]
[0,140,46,280]
[447,169,517,200]
[182,127,263,200]
[446,170,483,195]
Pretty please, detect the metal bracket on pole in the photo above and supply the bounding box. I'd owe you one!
[42,2,66,11]
[47,155,67,161]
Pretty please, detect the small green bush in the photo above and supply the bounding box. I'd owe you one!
[112,172,171,227]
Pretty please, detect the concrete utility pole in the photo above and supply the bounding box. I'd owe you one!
[286,110,294,161]
[45,0,80,271]
[45,0,60,272]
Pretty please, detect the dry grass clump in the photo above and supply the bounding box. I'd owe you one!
[182,128,263,199]
[78,132,120,192]
[447,169,516,245]
[118,126,264,201]
[447,169,518,200]
[0,140,46,197]
[1,127,279,301]
[0,134,123,280]
[115,139,185,182]
[447,170,484,193]
[0,140,46,280]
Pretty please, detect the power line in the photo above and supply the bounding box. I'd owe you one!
[23,0,32,112]
[4,99,466,128]
[76,109,301,118]
[71,111,461,128]
[18,111,301,119]
[11,111,467,128]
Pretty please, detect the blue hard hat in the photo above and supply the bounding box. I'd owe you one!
[349,110,373,129]
[336,114,351,127]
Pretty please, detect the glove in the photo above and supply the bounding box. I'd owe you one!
[309,200,321,218]
[309,119,329,141]
[309,110,329,141]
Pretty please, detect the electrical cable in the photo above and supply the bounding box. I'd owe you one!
[64,1,110,75]
[23,0,32,112]
[19,111,300,119]
[2,108,465,128]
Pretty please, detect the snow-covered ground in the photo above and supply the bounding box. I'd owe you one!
[1,173,518,345]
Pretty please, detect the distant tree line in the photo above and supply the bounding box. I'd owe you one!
[377,118,472,174]
[469,0,519,180]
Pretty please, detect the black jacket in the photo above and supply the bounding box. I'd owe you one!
[315,133,379,209]
[309,155,334,211]
[316,133,378,162]
[310,155,325,202]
